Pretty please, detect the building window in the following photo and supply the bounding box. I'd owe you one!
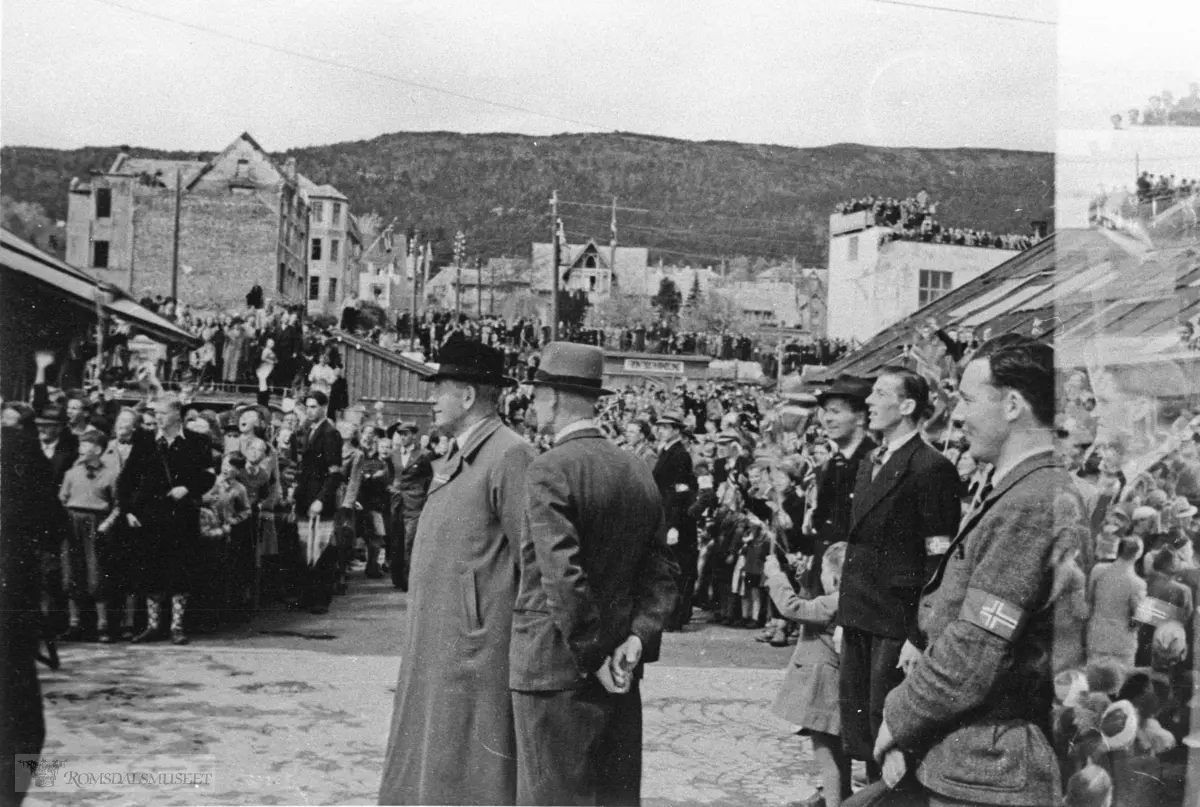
[95,188,112,219]
[328,277,338,302]
[589,276,597,291]
[235,158,249,178]
[584,254,596,269]
[312,201,324,223]
[278,262,287,293]
[330,239,340,262]
[311,238,322,260]
[309,276,320,300]
[332,202,341,226]
[92,240,110,268]
[848,235,859,261]
[918,270,954,307]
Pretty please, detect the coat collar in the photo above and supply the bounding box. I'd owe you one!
[850,433,925,531]
[428,416,503,495]
[953,449,1058,541]
[553,425,603,447]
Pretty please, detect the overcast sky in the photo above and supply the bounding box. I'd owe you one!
[2,0,1058,153]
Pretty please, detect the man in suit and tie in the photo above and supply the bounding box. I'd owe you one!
[380,336,534,805]
[386,421,433,591]
[511,342,678,805]
[853,336,1087,806]
[808,376,876,589]
[654,409,698,632]
[294,390,344,615]
[838,367,961,781]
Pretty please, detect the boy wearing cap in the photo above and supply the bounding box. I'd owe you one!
[57,429,121,641]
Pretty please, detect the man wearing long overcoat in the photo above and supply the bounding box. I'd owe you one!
[379,337,533,806]
[510,343,678,805]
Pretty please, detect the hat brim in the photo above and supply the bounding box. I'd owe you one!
[529,379,615,397]
[426,370,517,388]
[655,418,685,428]
[33,417,64,426]
[815,390,866,407]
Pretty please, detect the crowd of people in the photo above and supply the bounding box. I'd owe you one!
[1136,171,1199,206]
[834,192,1040,251]
[1113,82,1200,128]
[6,283,1197,804]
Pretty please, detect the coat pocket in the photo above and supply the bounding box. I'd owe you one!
[459,569,482,631]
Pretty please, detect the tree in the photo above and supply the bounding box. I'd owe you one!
[587,292,654,331]
[556,289,591,329]
[651,277,683,316]
[686,272,702,307]
[677,288,750,334]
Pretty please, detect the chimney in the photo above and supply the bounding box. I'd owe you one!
[1031,220,1048,239]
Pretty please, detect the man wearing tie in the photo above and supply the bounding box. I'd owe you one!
[838,367,960,781]
[386,421,433,591]
[294,391,343,615]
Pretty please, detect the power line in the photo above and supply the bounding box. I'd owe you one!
[85,0,610,131]
[866,0,1055,25]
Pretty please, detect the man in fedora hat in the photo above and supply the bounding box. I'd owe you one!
[385,420,433,591]
[380,334,534,806]
[511,342,678,805]
[653,408,699,632]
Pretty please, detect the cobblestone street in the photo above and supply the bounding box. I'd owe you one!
[24,584,822,806]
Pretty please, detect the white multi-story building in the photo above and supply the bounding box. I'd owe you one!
[825,210,1020,343]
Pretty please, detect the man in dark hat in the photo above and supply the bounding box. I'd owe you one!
[510,341,678,805]
[653,408,698,632]
[386,421,433,591]
[35,404,79,488]
[380,335,535,806]
[808,376,876,589]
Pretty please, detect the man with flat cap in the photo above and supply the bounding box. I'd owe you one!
[380,334,535,806]
[511,342,678,805]
[386,420,433,591]
[654,408,698,632]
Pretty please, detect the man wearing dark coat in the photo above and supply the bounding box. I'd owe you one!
[1,421,58,805]
[838,368,960,781]
[511,342,678,805]
[808,376,875,589]
[386,421,433,591]
[851,337,1086,806]
[118,396,215,645]
[379,336,533,806]
[294,390,344,614]
[653,409,698,631]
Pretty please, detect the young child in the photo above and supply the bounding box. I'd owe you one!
[764,541,848,807]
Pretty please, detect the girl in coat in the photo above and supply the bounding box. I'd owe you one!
[764,541,848,807]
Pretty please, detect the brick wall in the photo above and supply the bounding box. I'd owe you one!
[131,189,296,312]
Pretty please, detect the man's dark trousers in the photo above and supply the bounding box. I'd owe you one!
[512,679,642,806]
[840,626,904,775]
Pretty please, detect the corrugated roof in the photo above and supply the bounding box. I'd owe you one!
[822,229,1199,380]
[1,227,198,347]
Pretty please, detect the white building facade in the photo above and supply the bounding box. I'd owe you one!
[825,211,1018,343]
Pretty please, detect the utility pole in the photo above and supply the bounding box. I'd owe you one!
[409,232,420,350]
[609,196,618,295]
[475,257,483,316]
[490,258,496,315]
[454,230,465,317]
[551,190,560,341]
[171,168,182,301]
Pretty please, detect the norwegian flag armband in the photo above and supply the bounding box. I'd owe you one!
[960,587,1027,642]
[924,535,952,556]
